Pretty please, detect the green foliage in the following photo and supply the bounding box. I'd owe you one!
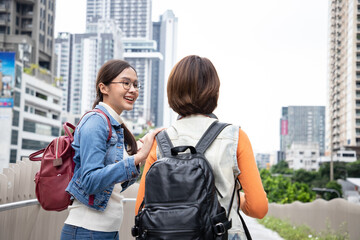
[270,160,293,174]
[263,160,352,203]
[292,169,317,186]
[258,216,349,240]
[322,181,342,200]
[318,162,348,181]
[260,169,316,203]
[346,160,360,177]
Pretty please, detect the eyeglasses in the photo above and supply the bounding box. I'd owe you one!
[109,80,141,90]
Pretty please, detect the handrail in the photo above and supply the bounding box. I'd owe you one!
[0,198,136,212]
[0,199,39,212]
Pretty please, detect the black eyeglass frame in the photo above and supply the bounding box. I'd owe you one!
[109,80,141,90]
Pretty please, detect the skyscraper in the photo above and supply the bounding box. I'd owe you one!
[0,0,61,171]
[152,10,178,127]
[84,0,179,126]
[55,32,73,113]
[55,19,123,116]
[327,0,360,155]
[0,0,55,71]
[280,106,325,158]
[86,0,151,39]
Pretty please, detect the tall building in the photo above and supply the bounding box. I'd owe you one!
[55,32,73,113]
[122,39,162,122]
[0,0,61,172]
[280,106,325,159]
[0,0,55,71]
[55,19,123,116]
[152,10,178,127]
[327,0,360,155]
[86,0,152,39]
[255,153,271,170]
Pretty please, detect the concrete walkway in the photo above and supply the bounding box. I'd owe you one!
[242,214,284,240]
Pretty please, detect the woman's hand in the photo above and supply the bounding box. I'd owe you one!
[134,128,165,165]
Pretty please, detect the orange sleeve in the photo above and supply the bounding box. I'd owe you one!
[135,140,158,214]
[237,129,268,219]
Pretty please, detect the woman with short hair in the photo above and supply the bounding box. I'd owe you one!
[135,55,268,239]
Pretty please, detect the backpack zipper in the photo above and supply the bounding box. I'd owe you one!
[146,229,199,235]
[55,137,59,159]
[145,201,199,208]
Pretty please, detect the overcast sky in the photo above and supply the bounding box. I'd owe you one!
[55,0,329,154]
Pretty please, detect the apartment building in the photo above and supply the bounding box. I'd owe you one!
[1,59,62,172]
[327,0,360,156]
[0,0,55,71]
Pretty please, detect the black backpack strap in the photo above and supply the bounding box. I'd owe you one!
[195,121,230,154]
[227,177,252,240]
[155,130,174,158]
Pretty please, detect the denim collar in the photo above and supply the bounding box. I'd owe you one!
[95,105,122,127]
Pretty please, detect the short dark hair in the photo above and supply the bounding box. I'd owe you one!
[167,55,220,116]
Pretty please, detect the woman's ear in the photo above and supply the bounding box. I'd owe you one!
[99,82,109,96]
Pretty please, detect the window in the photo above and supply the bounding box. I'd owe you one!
[51,126,60,137]
[14,91,21,107]
[10,149,17,163]
[34,109,47,117]
[12,110,19,126]
[36,92,48,100]
[11,130,18,145]
[22,139,49,150]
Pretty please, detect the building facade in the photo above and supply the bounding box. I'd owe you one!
[1,59,62,172]
[0,0,61,171]
[327,0,360,156]
[0,0,55,71]
[286,143,320,171]
[55,19,123,116]
[152,10,178,127]
[85,0,152,39]
[55,32,72,113]
[255,153,271,170]
[280,106,325,159]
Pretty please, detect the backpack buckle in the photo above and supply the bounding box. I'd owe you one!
[214,222,226,236]
[131,226,139,237]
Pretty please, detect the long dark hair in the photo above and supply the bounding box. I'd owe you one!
[92,59,138,155]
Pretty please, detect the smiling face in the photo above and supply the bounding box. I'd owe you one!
[100,67,139,115]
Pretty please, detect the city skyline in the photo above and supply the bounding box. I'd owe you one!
[55,0,328,154]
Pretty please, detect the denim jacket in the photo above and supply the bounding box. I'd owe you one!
[66,105,139,211]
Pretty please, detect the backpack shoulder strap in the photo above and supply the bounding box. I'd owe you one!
[155,130,174,158]
[77,109,112,142]
[92,109,112,142]
[195,121,230,154]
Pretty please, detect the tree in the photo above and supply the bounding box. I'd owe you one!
[346,160,360,178]
[323,181,342,200]
[270,161,293,174]
[260,169,316,204]
[292,169,317,186]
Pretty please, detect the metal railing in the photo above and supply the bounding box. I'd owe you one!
[0,198,136,212]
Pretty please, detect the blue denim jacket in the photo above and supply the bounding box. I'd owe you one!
[65,105,139,211]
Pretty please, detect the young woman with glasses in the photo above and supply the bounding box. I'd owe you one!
[61,59,163,240]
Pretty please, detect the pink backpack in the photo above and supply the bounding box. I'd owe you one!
[29,109,111,211]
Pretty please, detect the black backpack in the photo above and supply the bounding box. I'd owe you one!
[132,121,252,240]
